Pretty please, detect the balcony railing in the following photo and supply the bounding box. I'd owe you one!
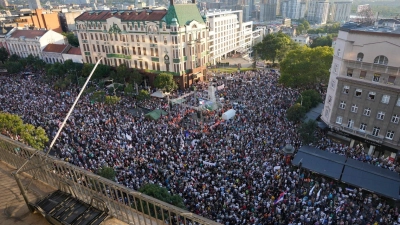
[343,59,400,76]
[0,134,220,225]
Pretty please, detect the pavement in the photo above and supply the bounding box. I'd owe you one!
[219,57,253,68]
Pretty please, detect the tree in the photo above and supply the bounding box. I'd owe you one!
[124,83,134,96]
[298,120,317,144]
[105,95,121,104]
[8,54,20,62]
[128,69,143,86]
[137,89,150,101]
[286,103,306,123]
[310,35,333,48]
[0,47,9,63]
[97,166,116,181]
[4,61,23,74]
[81,63,110,81]
[302,20,310,30]
[63,32,79,47]
[112,64,130,83]
[253,32,297,64]
[139,183,185,209]
[296,90,322,110]
[279,46,333,88]
[297,24,305,35]
[154,73,178,92]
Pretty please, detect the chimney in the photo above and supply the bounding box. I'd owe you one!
[170,0,173,5]
[192,0,195,3]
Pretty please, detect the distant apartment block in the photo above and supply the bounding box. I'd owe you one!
[328,1,352,23]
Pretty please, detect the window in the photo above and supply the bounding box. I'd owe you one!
[336,48,341,56]
[359,123,367,132]
[391,114,399,124]
[388,76,396,84]
[381,95,390,104]
[374,55,388,65]
[328,95,332,104]
[363,108,371,116]
[330,80,336,88]
[372,73,380,82]
[347,69,353,77]
[368,92,376,100]
[347,119,354,128]
[357,52,364,61]
[355,89,362,97]
[339,101,346,109]
[333,64,338,73]
[336,116,343,124]
[377,111,385,120]
[343,85,349,94]
[351,104,358,113]
[372,127,380,136]
[359,71,366,79]
[386,131,395,140]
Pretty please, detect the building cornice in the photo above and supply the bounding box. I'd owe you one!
[336,76,400,93]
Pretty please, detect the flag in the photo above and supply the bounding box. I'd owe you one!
[309,185,315,196]
[317,188,322,200]
[274,192,286,204]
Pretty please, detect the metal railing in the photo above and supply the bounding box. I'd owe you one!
[0,134,220,225]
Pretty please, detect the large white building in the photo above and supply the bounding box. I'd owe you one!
[206,9,263,64]
[75,1,209,89]
[307,0,329,25]
[281,0,302,20]
[321,21,400,157]
[328,1,352,23]
[4,28,66,58]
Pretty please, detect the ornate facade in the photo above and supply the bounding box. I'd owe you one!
[75,2,209,89]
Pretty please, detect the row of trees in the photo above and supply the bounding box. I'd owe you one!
[0,112,49,150]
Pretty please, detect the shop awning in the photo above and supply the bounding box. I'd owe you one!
[342,158,400,200]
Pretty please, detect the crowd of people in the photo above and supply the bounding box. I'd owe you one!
[1,68,400,224]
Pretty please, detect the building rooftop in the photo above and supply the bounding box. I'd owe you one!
[0,27,13,35]
[165,4,205,25]
[9,29,47,38]
[75,9,167,22]
[43,44,68,53]
[66,46,81,55]
[340,21,400,35]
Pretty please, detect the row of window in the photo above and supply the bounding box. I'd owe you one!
[346,69,396,84]
[342,86,396,103]
[354,52,389,65]
[335,117,395,139]
[339,101,399,121]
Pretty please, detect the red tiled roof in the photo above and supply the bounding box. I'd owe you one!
[10,30,47,39]
[66,46,81,55]
[43,44,68,53]
[75,10,167,22]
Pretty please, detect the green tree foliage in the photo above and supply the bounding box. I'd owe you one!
[63,32,79,47]
[137,89,150,101]
[81,63,110,81]
[286,103,307,123]
[90,91,105,102]
[308,23,340,34]
[0,47,9,63]
[298,120,317,144]
[0,112,49,150]
[279,46,333,88]
[8,54,20,62]
[128,69,143,85]
[112,64,130,83]
[4,61,23,74]
[124,84,134,96]
[139,183,185,209]
[97,166,116,181]
[154,73,178,92]
[253,32,297,64]
[297,24,305,35]
[310,35,333,48]
[105,95,121,104]
[296,90,322,110]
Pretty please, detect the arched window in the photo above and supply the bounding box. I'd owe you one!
[357,52,364,62]
[374,55,388,65]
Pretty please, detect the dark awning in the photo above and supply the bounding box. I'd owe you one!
[303,103,324,122]
[342,158,400,200]
[292,146,346,180]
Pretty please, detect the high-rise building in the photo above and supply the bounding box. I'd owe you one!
[75,0,209,89]
[357,4,370,13]
[28,0,42,9]
[0,0,9,8]
[328,1,352,22]
[259,0,277,22]
[321,21,400,156]
[281,0,301,19]
[307,0,329,24]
